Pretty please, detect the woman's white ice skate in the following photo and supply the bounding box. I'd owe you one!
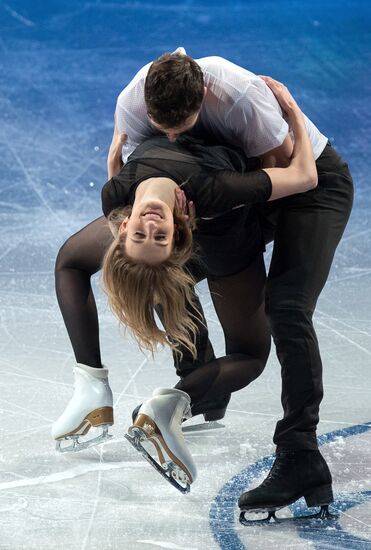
[52,364,114,453]
[125,388,197,493]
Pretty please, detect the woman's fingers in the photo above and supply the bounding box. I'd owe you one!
[175,188,186,212]
[188,201,196,223]
[259,75,297,112]
[259,75,285,90]
[175,189,195,223]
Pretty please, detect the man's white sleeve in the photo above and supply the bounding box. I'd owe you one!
[114,62,153,162]
[228,79,289,157]
[115,97,142,163]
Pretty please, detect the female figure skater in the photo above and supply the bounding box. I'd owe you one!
[53,79,317,492]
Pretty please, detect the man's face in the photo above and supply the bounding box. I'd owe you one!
[148,111,200,143]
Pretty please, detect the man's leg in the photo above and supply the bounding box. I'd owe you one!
[269,147,354,450]
[239,146,354,516]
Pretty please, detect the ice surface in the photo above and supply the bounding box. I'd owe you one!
[0,1,370,549]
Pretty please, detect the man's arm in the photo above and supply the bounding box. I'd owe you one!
[260,134,294,168]
[107,113,127,179]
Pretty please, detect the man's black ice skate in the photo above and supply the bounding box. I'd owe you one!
[132,394,230,432]
[239,450,337,525]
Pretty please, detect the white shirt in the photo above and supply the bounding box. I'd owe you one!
[116,48,327,162]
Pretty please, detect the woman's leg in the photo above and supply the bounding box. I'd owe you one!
[55,216,113,368]
[55,217,216,374]
[53,217,115,447]
[175,254,271,402]
[128,254,269,488]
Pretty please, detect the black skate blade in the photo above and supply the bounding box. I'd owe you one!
[239,505,338,526]
[182,420,224,433]
[124,433,190,494]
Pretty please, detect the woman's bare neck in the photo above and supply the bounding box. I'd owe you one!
[135,177,178,209]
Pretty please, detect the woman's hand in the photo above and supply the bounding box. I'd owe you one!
[175,188,196,225]
[260,76,317,200]
[259,76,300,115]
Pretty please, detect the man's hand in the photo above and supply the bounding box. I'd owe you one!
[107,112,128,179]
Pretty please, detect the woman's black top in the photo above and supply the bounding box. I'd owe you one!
[101,135,272,277]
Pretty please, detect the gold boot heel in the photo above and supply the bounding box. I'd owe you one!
[55,407,114,453]
[129,414,166,464]
[128,414,193,484]
[86,406,114,428]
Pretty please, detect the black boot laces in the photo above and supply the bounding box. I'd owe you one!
[260,453,296,488]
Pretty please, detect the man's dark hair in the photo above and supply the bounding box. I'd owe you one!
[144,53,204,128]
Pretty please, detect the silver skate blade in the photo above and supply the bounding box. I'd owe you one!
[124,433,190,494]
[239,510,282,525]
[239,505,338,526]
[55,425,113,453]
[182,420,224,433]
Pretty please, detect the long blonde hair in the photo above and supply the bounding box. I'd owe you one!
[102,205,201,358]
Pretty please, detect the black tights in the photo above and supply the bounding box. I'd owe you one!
[55,216,271,404]
[55,217,113,368]
[176,256,270,401]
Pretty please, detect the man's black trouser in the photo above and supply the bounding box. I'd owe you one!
[258,143,354,451]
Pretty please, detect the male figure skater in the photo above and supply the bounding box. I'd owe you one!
[109,48,353,516]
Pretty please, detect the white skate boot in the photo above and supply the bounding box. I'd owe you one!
[125,388,196,493]
[52,364,113,453]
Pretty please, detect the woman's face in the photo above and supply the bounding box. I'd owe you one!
[120,199,175,264]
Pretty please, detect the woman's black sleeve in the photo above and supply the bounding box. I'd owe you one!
[194,169,272,217]
[101,175,130,217]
